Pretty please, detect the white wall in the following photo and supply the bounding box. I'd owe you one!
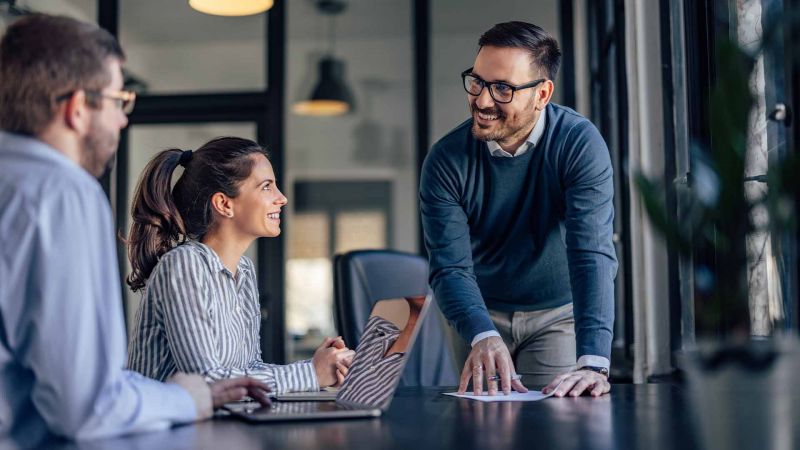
[122,40,265,94]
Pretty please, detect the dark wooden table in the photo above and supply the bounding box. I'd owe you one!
[9,384,706,450]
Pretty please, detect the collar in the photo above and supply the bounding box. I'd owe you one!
[0,130,90,176]
[185,240,250,278]
[486,107,547,157]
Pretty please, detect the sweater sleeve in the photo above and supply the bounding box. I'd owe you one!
[419,145,496,343]
[560,121,618,360]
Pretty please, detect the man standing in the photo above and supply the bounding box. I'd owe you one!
[0,15,268,442]
[420,22,616,397]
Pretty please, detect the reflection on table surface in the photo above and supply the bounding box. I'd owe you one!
[6,384,798,450]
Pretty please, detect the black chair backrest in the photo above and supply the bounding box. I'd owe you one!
[333,250,458,387]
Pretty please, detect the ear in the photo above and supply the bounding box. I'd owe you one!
[63,90,92,136]
[534,80,555,111]
[210,192,235,218]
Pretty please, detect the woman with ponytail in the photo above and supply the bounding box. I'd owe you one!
[126,136,353,394]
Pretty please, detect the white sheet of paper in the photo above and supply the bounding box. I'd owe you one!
[442,390,555,402]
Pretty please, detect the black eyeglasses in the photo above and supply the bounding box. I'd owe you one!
[461,67,546,104]
[56,89,137,114]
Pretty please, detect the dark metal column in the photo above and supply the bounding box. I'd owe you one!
[97,0,118,199]
[413,0,430,257]
[559,0,576,109]
[262,0,287,363]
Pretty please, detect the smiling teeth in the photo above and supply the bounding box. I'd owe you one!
[478,112,498,120]
[268,213,280,219]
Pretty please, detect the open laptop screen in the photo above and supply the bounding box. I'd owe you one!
[336,295,430,410]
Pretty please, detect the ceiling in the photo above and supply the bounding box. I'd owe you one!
[59,0,553,45]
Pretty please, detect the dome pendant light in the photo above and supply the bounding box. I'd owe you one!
[189,0,274,17]
[292,57,354,116]
[293,0,355,116]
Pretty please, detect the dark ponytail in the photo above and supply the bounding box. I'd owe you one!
[126,136,269,292]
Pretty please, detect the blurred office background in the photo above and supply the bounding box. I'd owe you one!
[1,0,798,384]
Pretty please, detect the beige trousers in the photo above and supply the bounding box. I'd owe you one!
[448,303,577,388]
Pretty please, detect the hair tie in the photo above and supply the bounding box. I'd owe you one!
[178,150,193,167]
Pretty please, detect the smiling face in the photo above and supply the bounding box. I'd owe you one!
[468,46,545,146]
[229,154,287,239]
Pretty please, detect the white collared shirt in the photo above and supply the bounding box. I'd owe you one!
[486,109,547,157]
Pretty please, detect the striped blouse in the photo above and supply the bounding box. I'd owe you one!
[127,240,318,394]
[337,316,405,407]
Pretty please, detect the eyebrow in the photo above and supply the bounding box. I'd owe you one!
[470,70,512,85]
[258,178,274,187]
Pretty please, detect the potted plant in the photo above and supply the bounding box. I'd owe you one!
[635,7,800,449]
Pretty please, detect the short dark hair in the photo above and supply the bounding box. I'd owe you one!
[0,14,125,136]
[478,21,561,81]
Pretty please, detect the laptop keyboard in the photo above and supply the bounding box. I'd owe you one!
[225,400,346,416]
[277,390,338,399]
[267,401,345,414]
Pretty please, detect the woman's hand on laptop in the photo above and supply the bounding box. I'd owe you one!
[313,336,355,388]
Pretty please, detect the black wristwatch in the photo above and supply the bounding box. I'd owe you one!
[579,366,609,378]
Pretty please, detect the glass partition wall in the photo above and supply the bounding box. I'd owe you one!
[284,0,417,360]
[2,1,665,375]
[282,0,567,361]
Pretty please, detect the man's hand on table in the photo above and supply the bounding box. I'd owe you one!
[542,369,610,397]
[458,336,528,396]
[169,373,272,420]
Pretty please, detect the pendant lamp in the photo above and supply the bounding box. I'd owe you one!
[189,0,273,17]
[292,0,355,116]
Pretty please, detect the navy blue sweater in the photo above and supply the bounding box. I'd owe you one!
[419,103,617,360]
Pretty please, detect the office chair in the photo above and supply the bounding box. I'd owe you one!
[333,249,458,387]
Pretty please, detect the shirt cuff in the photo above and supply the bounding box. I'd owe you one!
[169,383,201,424]
[576,355,610,370]
[471,330,501,347]
[272,359,319,394]
[126,370,198,426]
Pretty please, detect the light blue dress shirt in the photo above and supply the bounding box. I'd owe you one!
[0,131,197,442]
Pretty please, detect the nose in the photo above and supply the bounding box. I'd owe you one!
[120,110,129,129]
[474,86,495,110]
[275,187,288,206]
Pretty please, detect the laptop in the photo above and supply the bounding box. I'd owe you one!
[224,294,432,422]
[273,387,338,402]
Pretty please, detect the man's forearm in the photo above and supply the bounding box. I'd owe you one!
[569,252,616,361]
[432,272,496,343]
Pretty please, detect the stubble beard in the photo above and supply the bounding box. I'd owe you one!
[82,115,119,178]
[470,104,506,142]
[469,100,538,145]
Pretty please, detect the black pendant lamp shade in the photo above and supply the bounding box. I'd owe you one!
[293,0,354,116]
[293,57,355,116]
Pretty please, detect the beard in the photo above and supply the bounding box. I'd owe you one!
[469,98,537,144]
[470,104,508,142]
[82,115,119,178]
